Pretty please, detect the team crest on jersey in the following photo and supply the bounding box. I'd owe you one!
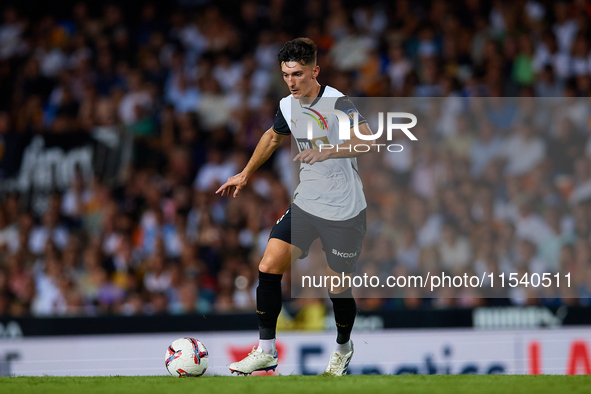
[346,108,357,120]
[303,109,328,131]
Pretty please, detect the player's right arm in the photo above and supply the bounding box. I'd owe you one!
[216,128,286,198]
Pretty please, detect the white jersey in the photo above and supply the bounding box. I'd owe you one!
[273,85,367,221]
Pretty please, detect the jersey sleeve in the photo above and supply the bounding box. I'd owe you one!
[334,96,367,128]
[273,106,291,135]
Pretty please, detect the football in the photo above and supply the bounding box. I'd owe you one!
[165,337,209,377]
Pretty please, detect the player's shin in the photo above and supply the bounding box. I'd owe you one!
[329,287,356,352]
[257,270,283,354]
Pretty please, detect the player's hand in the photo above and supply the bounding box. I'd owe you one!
[215,173,248,198]
[293,149,329,165]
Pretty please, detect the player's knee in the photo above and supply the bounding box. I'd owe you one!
[259,252,289,274]
[329,286,353,298]
[329,282,352,295]
[259,260,281,274]
[259,239,294,274]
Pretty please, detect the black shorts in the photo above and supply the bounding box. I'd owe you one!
[269,203,366,274]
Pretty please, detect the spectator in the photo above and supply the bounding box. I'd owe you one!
[28,209,69,255]
[194,148,236,192]
[470,120,503,178]
[118,70,153,125]
[438,220,472,273]
[143,253,172,294]
[502,123,546,176]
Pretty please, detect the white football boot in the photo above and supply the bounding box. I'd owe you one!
[324,341,354,376]
[229,346,278,375]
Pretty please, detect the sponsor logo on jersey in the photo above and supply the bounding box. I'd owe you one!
[296,138,313,150]
[332,249,358,258]
[296,136,330,151]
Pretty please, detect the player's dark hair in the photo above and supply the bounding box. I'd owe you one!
[277,38,317,66]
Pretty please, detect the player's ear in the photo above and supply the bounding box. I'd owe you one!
[312,65,319,78]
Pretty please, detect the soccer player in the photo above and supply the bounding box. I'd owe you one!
[216,38,374,376]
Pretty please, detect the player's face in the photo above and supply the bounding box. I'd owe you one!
[281,61,319,99]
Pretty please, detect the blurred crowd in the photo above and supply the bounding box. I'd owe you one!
[2,0,591,319]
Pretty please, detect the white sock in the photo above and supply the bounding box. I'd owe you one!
[334,340,352,354]
[259,339,276,355]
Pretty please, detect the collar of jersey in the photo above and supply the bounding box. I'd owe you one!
[299,84,326,108]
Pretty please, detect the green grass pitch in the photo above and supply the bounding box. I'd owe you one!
[1,375,591,394]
